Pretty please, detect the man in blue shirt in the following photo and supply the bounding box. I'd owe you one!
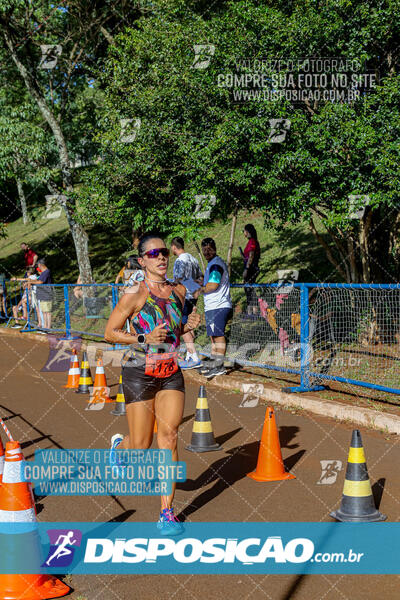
[34,259,53,331]
[194,238,232,378]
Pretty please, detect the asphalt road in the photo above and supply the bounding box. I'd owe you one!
[0,333,399,599]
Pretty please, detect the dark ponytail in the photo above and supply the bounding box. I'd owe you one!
[138,232,164,257]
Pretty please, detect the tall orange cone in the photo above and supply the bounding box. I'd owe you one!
[63,349,80,389]
[88,358,112,403]
[110,373,126,416]
[154,420,158,434]
[247,406,296,482]
[75,351,93,394]
[0,441,70,599]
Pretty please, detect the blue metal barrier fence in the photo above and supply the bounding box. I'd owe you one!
[2,281,400,397]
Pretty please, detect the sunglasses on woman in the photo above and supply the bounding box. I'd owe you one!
[143,248,170,259]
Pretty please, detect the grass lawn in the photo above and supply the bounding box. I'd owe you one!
[0,207,335,285]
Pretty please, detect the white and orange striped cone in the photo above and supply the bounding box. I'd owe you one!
[88,359,112,403]
[63,349,80,389]
[0,441,70,599]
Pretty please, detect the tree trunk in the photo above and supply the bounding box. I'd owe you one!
[226,211,237,275]
[359,211,372,283]
[347,237,358,282]
[16,179,29,224]
[309,218,348,280]
[193,240,205,272]
[3,29,93,284]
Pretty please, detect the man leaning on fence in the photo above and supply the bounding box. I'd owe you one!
[33,259,53,332]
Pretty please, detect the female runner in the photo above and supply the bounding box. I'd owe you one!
[104,232,200,534]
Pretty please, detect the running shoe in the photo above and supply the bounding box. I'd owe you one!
[109,434,125,477]
[157,507,184,536]
[178,357,203,370]
[11,324,22,329]
[203,365,227,379]
[198,360,214,375]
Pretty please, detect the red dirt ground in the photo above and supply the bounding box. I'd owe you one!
[0,333,399,600]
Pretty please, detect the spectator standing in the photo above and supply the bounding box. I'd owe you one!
[241,224,260,316]
[10,267,37,328]
[21,242,38,268]
[0,273,7,319]
[171,237,203,369]
[195,238,232,379]
[33,259,53,331]
[115,257,140,286]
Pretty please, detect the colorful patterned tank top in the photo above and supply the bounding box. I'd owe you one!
[131,283,183,353]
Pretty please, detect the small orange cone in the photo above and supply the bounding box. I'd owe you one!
[154,420,157,434]
[0,441,70,599]
[247,406,296,482]
[88,358,112,403]
[63,349,80,389]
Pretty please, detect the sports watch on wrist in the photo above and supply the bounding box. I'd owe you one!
[137,333,146,346]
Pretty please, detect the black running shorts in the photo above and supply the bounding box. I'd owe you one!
[122,357,185,404]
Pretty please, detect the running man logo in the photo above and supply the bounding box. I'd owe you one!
[86,387,110,411]
[41,337,82,373]
[42,529,82,567]
[194,194,216,220]
[44,195,65,220]
[268,119,291,143]
[191,44,215,70]
[347,195,370,220]
[240,383,264,408]
[39,45,63,69]
[120,118,141,143]
[317,460,342,485]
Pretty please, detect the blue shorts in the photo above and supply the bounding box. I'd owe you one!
[205,307,232,337]
[182,298,197,325]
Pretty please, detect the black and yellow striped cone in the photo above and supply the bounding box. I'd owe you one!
[330,429,386,522]
[75,351,93,394]
[110,373,126,416]
[186,386,222,452]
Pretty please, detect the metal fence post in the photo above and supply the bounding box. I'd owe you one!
[64,284,71,339]
[283,284,325,393]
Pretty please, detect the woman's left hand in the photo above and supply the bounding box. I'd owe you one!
[186,307,201,330]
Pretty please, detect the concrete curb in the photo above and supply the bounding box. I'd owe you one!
[183,369,400,435]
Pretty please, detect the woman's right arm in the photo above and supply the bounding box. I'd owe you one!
[104,292,143,344]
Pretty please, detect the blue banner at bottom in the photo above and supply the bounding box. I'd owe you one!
[0,522,398,574]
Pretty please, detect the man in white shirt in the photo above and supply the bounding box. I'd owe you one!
[171,237,203,369]
[194,237,232,378]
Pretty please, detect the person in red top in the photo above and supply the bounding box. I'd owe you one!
[241,224,260,316]
[21,243,38,268]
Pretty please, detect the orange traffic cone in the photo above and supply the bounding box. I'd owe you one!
[88,358,112,403]
[0,436,4,484]
[247,406,296,482]
[63,349,80,389]
[154,420,158,434]
[0,441,70,599]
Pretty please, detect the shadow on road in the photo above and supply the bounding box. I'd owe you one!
[178,435,303,521]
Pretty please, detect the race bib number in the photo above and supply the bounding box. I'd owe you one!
[144,352,178,378]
